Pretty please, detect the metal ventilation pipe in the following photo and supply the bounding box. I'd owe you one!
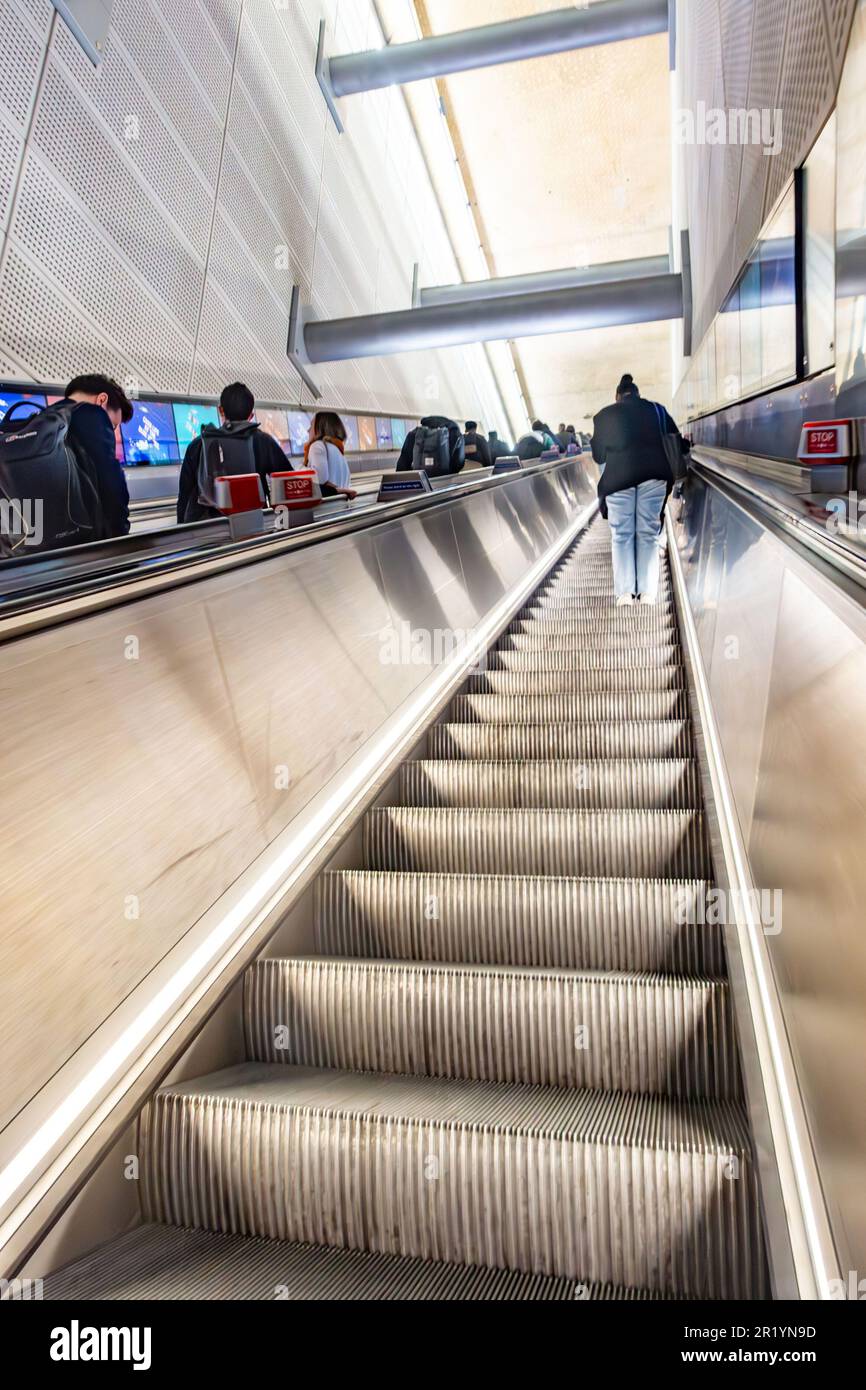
[418,256,672,309]
[326,0,670,97]
[298,272,683,365]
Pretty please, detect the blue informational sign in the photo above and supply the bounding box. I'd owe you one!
[121,400,180,464]
[390,418,407,449]
[172,401,220,451]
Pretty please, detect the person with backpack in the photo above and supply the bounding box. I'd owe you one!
[463,421,491,469]
[513,427,546,461]
[0,372,133,556]
[397,416,465,477]
[487,429,513,463]
[176,382,289,523]
[304,412,357,499]
[591,372,688,607]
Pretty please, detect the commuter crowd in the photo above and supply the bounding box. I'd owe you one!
[0,369,686,604]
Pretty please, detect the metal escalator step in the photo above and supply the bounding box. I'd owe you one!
[517,607,677,629]
[244,957,738,1099]
[532,595,676,613]
[139,1064,766,1297]
[451,691,691,722]
[488,646,682,670]
[365,807,711,878]
[315,869,724,975]
[508,623,673,649]
[400,759,701,810]
[428,720,693,759]
[502,630,681,655]
[36,1224,670,1301]
[467,668,685,694]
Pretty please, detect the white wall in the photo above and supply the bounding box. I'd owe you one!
[0,0,511,432]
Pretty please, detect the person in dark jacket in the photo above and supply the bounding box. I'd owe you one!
[555,423,571,450]
[513,428,545,461]
[463,420,492,469]
[64,374,133,536]
[396,415,465,475]
[592,373,686,606]
[487,429,512,462]
[177,381,289,523]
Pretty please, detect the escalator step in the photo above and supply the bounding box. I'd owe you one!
[244,956,738,1099]
[314,869,724,975]
[451,692,690,722]
[400,759,701,810]
[364,806,711,878]
[139,1064,766,1298]
[501,630,681,655]
[488,647,682,670]
[428,720,693,759]
[37,1224,671,1302]
[467,668,685,694]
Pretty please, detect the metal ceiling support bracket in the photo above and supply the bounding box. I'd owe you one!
[326,0,670,98]
[287,285,323,399]
[315,20,344,133]
[680,228,693,357]
[297,271,684,365]
[418,255,672,309]
[411,261,421,309]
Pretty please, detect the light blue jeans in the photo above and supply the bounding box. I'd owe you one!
[606,479,667,599]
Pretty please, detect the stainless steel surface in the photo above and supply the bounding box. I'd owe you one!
[326,0,669,97]
[0,458,597,1276]
[670,468,866,1283]
[419,255,671,308]
[34,520,769,1300]
[300,273,684,364]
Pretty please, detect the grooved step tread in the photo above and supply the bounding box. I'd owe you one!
[37,1224,671,1301]
[315,868,724,975]
[429,721,694,759]
[400,758,701,810]
[244,957,738,1099]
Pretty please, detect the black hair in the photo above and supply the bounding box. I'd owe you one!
[567,424,575,432]
[465,420,478,432]
[531,419,544,432]
[489,429,498,440]
[617,373,639,398]
[220,381,255,421]
[65,373,133,423]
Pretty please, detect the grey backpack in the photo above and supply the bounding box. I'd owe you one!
[196,422,258,508]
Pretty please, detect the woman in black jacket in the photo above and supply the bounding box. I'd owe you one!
[591,373,684,606]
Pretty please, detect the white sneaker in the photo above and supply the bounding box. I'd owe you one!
[615,594,634,607]
[639,594,657,606]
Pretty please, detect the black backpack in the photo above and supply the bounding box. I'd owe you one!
[196,422,258,508]
[0,400,106,558]
[412,424,452,477]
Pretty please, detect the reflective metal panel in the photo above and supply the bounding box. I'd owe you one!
[673,471,866,1277]
[0,461,596,1136]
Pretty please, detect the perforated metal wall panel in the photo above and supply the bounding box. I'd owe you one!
[677,0,858,345]
[0,0,510,428]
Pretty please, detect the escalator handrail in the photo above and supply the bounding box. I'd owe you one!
[692,448,866,591]
[0,457,576,641]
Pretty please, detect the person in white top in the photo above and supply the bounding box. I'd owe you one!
[304,411,357,499]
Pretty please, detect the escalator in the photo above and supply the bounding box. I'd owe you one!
[34,514,768,1301]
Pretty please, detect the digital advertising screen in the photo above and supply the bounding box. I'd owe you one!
[121,400,179,465]
[287,410,312,456]
[172,401,220,452]
[357,416,377,451]
[256,408,290,454]
[390,418,407,449]
[375,417,393,449]
[342,415,360,451]
[0,389,46,421]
